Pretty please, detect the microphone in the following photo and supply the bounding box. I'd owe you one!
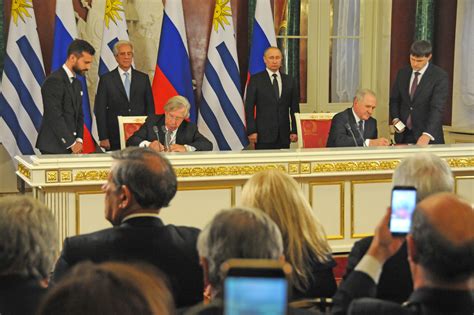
[355,125,367,147]
[152,126,160,143]
[161,125,170,151]
[345,123,359,147]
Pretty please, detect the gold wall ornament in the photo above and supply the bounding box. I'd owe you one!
[74,170,110,181]
[289,163,299,174]
[446,157,474,168]
[300,162,311,174]
[174,164,286,178]
[312,160,401,173]
[46,171,58,183]
[60,170,73,182]
[18,163,31,179]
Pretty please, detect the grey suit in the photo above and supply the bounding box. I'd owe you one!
[36,68,84,154]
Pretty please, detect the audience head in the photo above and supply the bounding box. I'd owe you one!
[103,147,177,225]
[410,40,432,71]
[164,95,191,132]
[263,46,283,72]
[240,169,331,292]
[37,261,175,315]
[0,196,57,281]
[66,39,95,75]
[392,153,454,202]
[197,207,283,296]
[353,88,377,121]
[113,40,134,71]
[407,193,474,288]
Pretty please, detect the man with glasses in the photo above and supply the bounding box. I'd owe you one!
[127,95,213,152]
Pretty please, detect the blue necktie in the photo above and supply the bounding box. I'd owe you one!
[124,72,131,100]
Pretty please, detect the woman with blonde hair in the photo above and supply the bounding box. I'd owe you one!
[240,169,337,299]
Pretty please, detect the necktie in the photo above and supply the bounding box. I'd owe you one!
[358,120,364,134]
[272,73,279,99]
[407,72,420,130]
[124,72,131,100]
[165,130,172,149]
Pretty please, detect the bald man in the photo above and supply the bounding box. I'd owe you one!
[332,193,473,315]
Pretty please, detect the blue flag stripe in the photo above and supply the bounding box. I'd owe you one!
[216,42,241,93]
[16,36,45,86]
[0,94,35,154]
[204,60,248,145]
[3,54,43,130]
[98,58,109,76]
[249,21,271,75]
[199,97,231,150]
[51,15,74,72]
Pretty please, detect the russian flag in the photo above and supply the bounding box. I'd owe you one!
[248,0,277,79]
[152,0,196,122]
[52,0,96,153]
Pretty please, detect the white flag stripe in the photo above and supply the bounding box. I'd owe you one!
[196,112,218,149]
[255,0,277,46]
[9,53,43,111]
[165,0,189,55]
[56,0,77,36]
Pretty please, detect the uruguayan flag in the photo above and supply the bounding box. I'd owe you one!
[198,0,248,151]
[98,0,130,76]
[0,1,45,159]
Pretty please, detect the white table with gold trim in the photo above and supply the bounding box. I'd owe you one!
[16,144,474,253]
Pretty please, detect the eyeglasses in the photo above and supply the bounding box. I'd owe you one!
[166,113,185,122]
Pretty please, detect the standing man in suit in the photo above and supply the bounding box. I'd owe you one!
[390,40,449,145]
[36,39,95,154]
[245,46,300,149]
[52,147,204,308]
[127,95,212,152]
[327,89,390,147]
[94,40,155,151]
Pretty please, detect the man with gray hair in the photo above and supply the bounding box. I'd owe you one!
[95,40,155,151]
[327,89,390,147]
[52,147,204,308]
[0,196,58,315]
[127,95,212,152]
[342,152,455,303]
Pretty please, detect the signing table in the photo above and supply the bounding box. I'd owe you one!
[16,144,474,253]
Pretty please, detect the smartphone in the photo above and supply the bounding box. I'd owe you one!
[222,259,291,315]
[389,186,417,236]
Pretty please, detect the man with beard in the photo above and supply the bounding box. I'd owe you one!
[36,39,95,154]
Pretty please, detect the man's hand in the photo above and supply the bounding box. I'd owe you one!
[290,133,298,142]
[169,144,187,152]
[71,141,83,154]
[149,140,165,152]
[248,133,258,144]
[99,139,111,150]
[416,134,431,145]
[367,208,405,264]
[369,138,390,146]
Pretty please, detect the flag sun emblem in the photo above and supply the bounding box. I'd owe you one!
[213,0,231,32]
[11,0,33,26]
[105,0,124,28]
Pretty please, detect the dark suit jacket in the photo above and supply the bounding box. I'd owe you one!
[326,108,378,147]
[94,67,155,150]
[292,256,337,300]
[389,63,449,144]
[52,217,204,308]
[0,275,47,315]
[334,270,473,315]
[126,114,213,151]
[36,68,84,153]
[245,70,299,148]
[342,237,413,304]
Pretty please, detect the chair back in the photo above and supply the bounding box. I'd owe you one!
[117,116,147,149]
[295,113,336,148]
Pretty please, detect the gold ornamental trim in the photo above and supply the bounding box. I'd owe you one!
[446,157,474,168]
[60,170,72,182]
[18,163,31,179]
[74,170,109,181]
[174,164,286,178]
[46,171,58,183]
[312,160,401,173]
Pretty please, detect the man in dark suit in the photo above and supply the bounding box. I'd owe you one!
[342,153,455,304]
[94,40,155,151]
[327,89,390,147]
[0,196,57,315]
[334,193,473,315]
[390,40,449,145]
[127,95,212,152]
[245,46,300,149]
[36,39,95,154]
[52,147,204,308]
